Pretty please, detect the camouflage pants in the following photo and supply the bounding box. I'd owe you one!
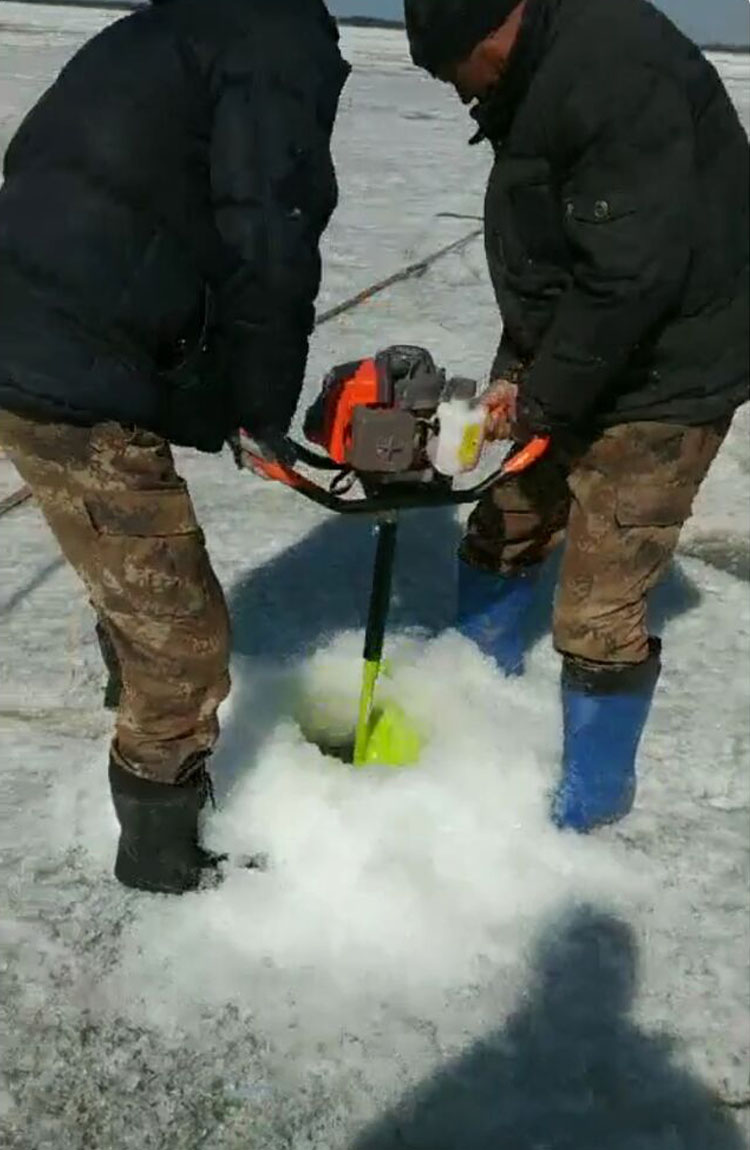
[461,420,729,665]
[0,408,231,782]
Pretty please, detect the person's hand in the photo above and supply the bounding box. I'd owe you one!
[479,379,519,442]
[230,429,297,478]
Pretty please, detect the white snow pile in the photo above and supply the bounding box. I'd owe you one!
[53,631,638,1039]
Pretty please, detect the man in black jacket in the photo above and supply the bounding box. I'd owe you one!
[406,0,749,831]
[0,0,350,893]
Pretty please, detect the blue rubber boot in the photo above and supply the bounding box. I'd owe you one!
[457,560,541,676]
[552,641,661,833]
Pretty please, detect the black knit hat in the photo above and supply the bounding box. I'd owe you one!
[405,0,522,75]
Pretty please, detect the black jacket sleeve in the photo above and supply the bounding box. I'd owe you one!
[207,26,349,435]
[491,327,526,381]
[523,67,694,429]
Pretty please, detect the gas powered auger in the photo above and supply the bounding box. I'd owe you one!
[241,346,548,767]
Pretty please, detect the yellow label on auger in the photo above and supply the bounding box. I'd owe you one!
[431,400,486,476]
[458,423,484,470]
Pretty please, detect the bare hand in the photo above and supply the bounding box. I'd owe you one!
[231,429,295,479]
[480,380,519,442]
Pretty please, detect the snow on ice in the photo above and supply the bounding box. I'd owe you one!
[1,6,749,1149]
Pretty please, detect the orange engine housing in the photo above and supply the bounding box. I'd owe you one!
[308,358,382,465]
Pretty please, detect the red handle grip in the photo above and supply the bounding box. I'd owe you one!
[500,436,551,476]
[246,454,305,486]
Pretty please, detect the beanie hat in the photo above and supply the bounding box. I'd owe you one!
[405,0,523,75]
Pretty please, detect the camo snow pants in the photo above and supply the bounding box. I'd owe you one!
[0,409,231,782]
[461,420,730,665]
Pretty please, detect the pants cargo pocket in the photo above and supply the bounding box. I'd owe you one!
[83,486,210,619]
[614,482,698,530]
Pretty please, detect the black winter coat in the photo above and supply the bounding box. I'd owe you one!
[0,0,349,450]
[479,0,749,431]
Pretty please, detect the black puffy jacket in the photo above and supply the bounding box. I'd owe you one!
[0,0,349,450]
[478,0,749,431]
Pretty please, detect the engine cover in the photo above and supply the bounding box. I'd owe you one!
[304,345,478,476]
[347,407,418,473]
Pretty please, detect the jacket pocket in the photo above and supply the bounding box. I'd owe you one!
[487,157,567,274]
[562,190,637,226]
[509,181,568,266]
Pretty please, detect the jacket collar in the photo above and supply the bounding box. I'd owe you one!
[470,0,561,147]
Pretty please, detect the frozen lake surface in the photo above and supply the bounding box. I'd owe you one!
[1,6,749,1148]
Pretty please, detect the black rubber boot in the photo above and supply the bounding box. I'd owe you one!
[109,756,226,894]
